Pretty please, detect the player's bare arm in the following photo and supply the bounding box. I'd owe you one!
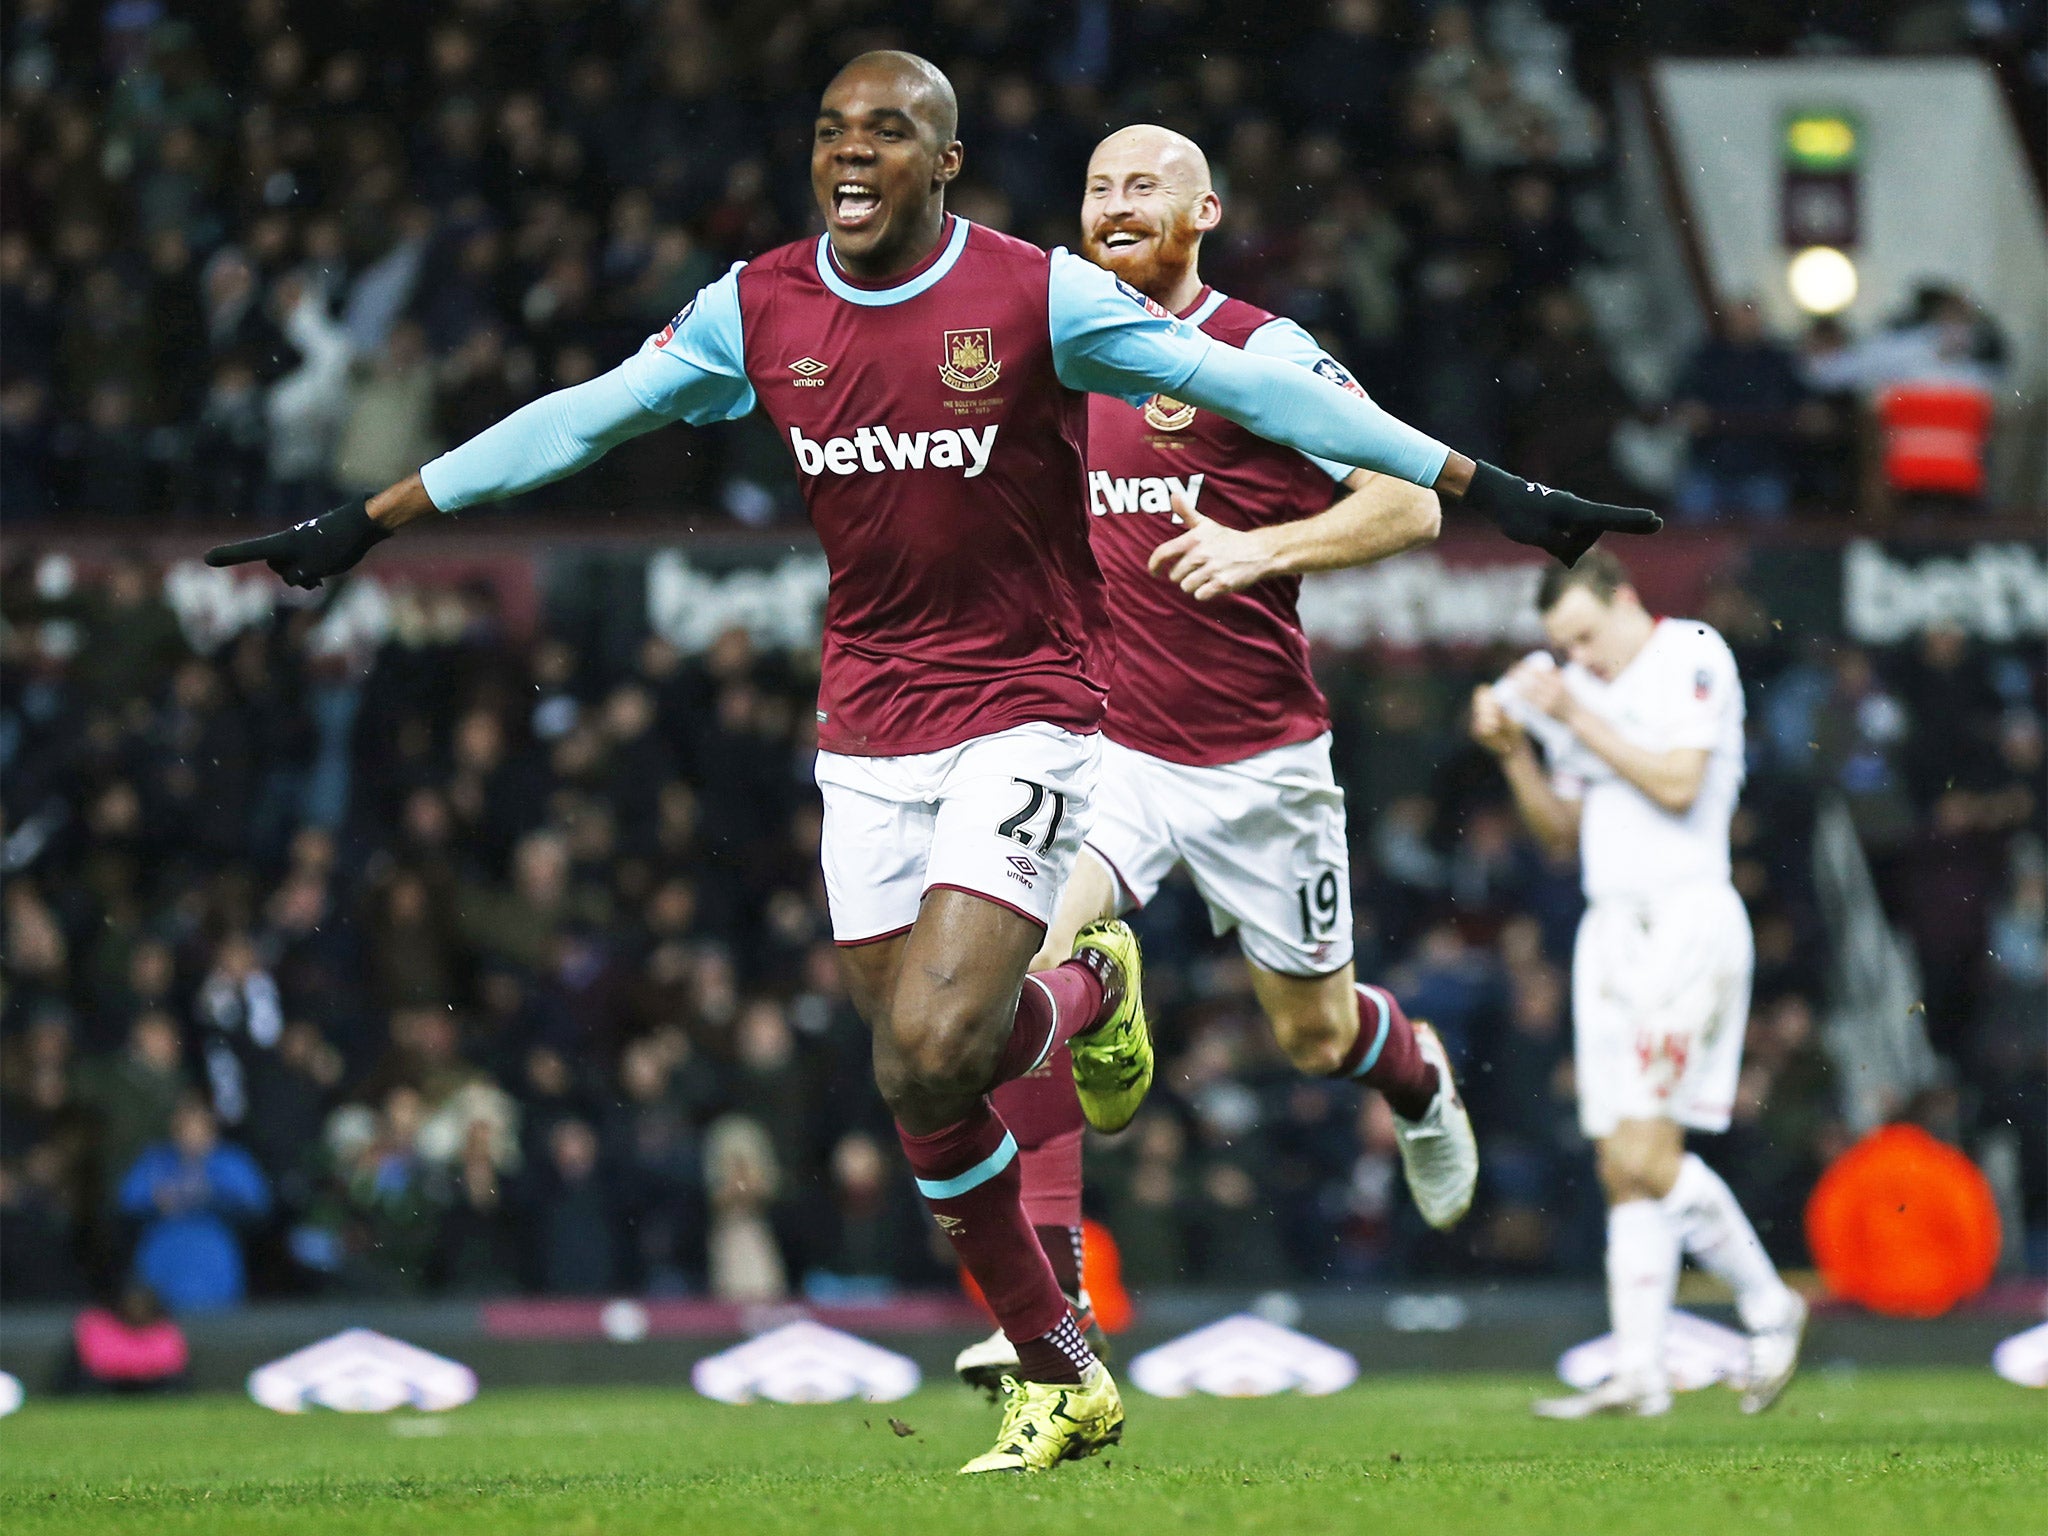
[1149,474,1439,601]
[1512,661,1711,814]
[1472,684,1581,858]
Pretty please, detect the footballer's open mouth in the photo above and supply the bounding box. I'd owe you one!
[832,182,883,229]
[1096,226,1151,251]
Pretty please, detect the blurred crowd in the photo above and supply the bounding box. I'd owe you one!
[5,0,2035,528]
[4,551,2041,1311]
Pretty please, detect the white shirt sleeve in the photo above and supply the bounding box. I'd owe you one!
[1645,624,1740,752]
[1494,654,1600,801]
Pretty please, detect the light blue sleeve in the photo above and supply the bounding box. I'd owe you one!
[419,265,756,512]
[1171,332,1450,489]
[1242,318,1365,484]
[1046,248,1211,405]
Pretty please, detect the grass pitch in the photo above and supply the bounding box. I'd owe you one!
[1,1369,2040,1535]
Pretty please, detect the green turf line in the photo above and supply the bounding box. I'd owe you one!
[1,1370,2041,1535]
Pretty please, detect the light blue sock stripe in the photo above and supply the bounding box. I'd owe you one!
[914,1132,1019,1201]
[1349,988,1391,1079]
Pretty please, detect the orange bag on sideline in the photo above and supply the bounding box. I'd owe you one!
[1805,1123,2000,1318]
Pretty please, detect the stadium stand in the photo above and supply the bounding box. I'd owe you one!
[1,1,2042,1308]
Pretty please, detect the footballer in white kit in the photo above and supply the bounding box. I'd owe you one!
[1472,548,1806,1420]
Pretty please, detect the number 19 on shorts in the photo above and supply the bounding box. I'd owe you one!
[1298,870,1340,943]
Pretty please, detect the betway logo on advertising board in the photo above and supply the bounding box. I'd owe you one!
[789,424,998,480]
[1087,471,1205,517]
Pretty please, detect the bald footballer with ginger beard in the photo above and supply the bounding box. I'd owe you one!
[966,125,1479,1394]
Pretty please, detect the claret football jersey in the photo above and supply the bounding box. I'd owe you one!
[1085,287,1362,767]
[610,216,1221,758]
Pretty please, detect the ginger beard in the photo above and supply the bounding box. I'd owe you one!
[1082,200,1203,302]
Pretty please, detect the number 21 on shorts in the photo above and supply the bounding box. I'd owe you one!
[997,778,1068,851]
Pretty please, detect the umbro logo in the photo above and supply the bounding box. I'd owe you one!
[1008,855,1038,876]
[788,357,829,387]
[934,1213,964,1233]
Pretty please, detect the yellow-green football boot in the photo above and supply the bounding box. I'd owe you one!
[1066,919,1152,1134]
[957,1363,1124,1474]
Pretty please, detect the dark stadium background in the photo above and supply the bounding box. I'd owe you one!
[1,0,2041,1355]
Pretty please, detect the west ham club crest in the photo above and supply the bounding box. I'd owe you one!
[938,328,1002,392]
[1142,394,1197,432]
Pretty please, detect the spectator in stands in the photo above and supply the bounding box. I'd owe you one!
[605,1035,706,1295]
[262,276,352,521]
[1804,283,2009,399]
[1671,299,1810,523]
[311,1087,442,1295]
[335,320,442,497]
[1,1142,89,1302]
[532,1116,620,1296]
[704,1115,787,1303]
[77,1012,189,1210]
[118,1095,271,1313]
[1724,994,1845,1260]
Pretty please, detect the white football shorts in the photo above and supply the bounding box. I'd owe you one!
[1083,732,1352,977]
[1572,880,1754,1139]
[815,722,1099,945]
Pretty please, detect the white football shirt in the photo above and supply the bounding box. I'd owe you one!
[1496,618,1746,903]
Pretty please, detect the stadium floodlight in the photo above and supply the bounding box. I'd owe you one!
[1787,245,1858,315]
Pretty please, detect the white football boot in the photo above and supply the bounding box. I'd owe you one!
[1533,1374,1673,1420]
[954,1328,1018,1399]
[1394,1022,1479,1230]
[1740,1292,1808,1414]
[956,1291,1100,1400]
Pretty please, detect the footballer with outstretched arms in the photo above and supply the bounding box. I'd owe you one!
[1470,550,1806,1419]
[207,52,1659,1473]
[961,125,1479,1395]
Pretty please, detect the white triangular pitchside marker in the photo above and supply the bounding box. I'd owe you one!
[1556,1309,1750,1393]
[691,1320,920,1404]
[1129,1314,1359,1398]
[247,1328,478,1413]
[1991,1321,2048,1387]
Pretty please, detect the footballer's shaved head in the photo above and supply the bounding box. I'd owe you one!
[814,51,963,278]
[825,50,959,144]
[1087,124,1213,197]
[1080,124,1222,308]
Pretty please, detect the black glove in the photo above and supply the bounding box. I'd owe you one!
[1461,461,1663,568]
[204,499,392,590]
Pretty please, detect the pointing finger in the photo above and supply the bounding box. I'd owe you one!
[205,534,291,568]
[1606,506,1663,534]
[1570,500,1662,535]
